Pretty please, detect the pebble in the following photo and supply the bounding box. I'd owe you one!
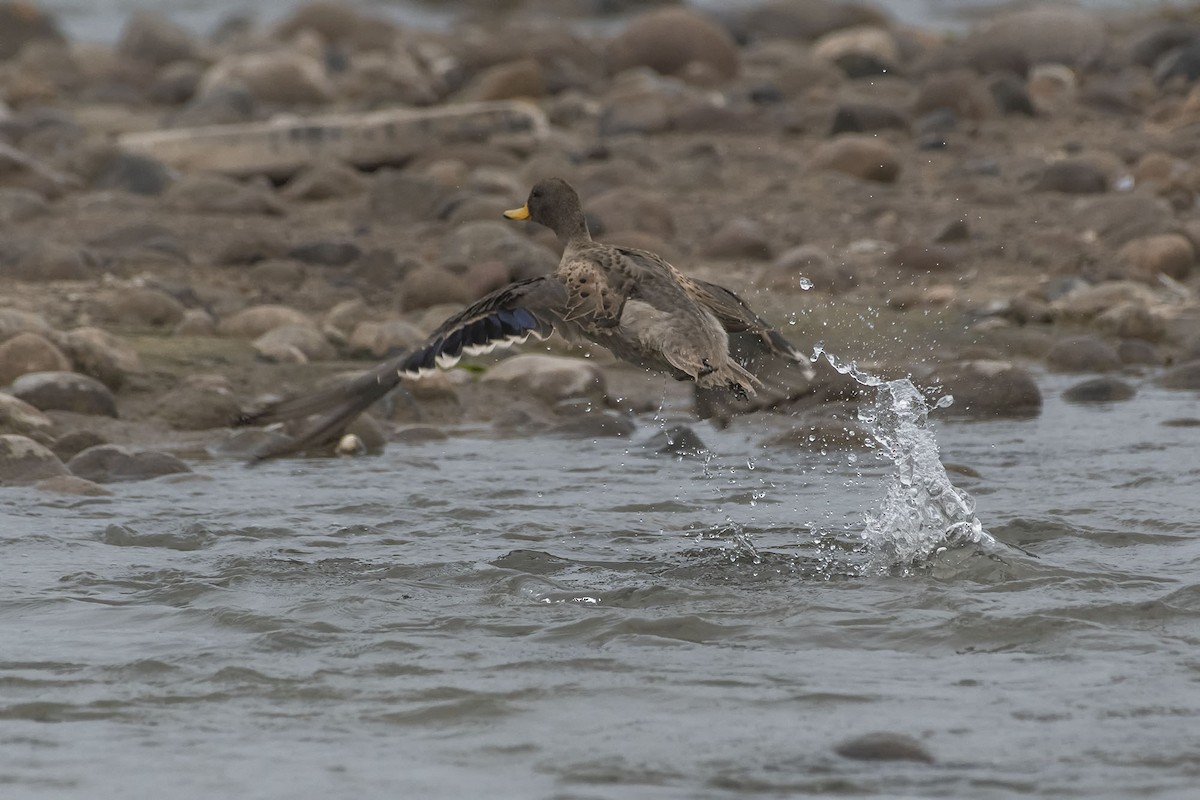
[10,371,118,417]
[90,151,175,196]
[66,444,192,483]
[830,103,909,135]
[702,218,773,260]
[810,135,900,183]
[481,354,606,404]
[0,393,54,438]
[445,220,558,280]
[88,287,185,329]
[1158,360,1200,391]
[281,160,367,201]
[0,239,94,281]
[347,319,425,358]
[288,240,362,267]
[0,434,68,485]
[1034,159,1109,194]
[218,305,315,339]
[115,10,201,67]
[914,71,998,121]
[0,3,64,60]
[1063,377,1136,404]
[166,173,284,216]
[212,227,288,265]
[199,50,334,106]
[173,309,218,337]
[0,332,71,386]
[955,7,1106,71]
[834,732,934,764]
[928,360,1042,418]
[457,58,546,103]
[606,8,739,81]
[252,325,335,363]
[1044,335,1122,373]
[49,429,107,461]
[1117,234,1194,281]
[1092,303,1166,342]
[398,266,474,312]
[35,474,112,496]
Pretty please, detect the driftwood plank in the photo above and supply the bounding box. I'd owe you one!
[117,101,549,178]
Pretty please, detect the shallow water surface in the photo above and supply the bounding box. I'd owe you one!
[3,372,1199,798]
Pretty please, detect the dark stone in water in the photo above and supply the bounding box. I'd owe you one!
[50,429,108,462]
[1063,377,1136,404]
[67,444,191,483]
[645,424,707,457]
[835,732,934,764]
[1157,359,1200,391]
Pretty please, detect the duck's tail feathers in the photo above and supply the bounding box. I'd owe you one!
[236,305,555,462]
[765,329,815,378]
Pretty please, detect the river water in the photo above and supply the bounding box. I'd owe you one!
[3,367,1199,798]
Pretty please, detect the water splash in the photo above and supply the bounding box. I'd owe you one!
[812,345,992,570]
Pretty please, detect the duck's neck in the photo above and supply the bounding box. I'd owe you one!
[556,215,592,249]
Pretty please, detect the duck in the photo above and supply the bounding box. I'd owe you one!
[238,177,811,461]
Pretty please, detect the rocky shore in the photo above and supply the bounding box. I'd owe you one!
[1,0,1199,492]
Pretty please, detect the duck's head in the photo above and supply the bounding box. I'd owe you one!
[504,178,589,243]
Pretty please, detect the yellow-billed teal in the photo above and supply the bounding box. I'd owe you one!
[239,178,810,460]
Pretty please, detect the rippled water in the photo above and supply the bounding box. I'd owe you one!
[4,370,1199,798]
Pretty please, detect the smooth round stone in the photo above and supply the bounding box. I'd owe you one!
[1044,336,1121,373]
[1158,360,1200,391]
[606,8,739,81]
[1063,377,1136,404]
[930,360,1042,418]
[835,732,934,764]
[66,445,191,483]
[10,371,118,417]
[0,332,71,386]
[0,434,67,485]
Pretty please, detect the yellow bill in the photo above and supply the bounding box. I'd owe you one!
[503,204,530,220]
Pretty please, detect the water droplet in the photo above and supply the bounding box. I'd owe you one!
[935,394,954,409]
[798,277,814,290]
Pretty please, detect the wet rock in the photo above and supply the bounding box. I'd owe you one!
[156,376,241,430]
[586,187,675,240]
[955,7,1105,71]
[762,406,870,450]
[246,260,306,293]
[1044,335,1121,373]
[607,8,738,81]
[644,424,707,456]
[165,173,284,216]
[199,51,334,106]
[445,220,558,281]
[67,444,191,484]
[274,1,396,51]
[86,222,189,266]
[812,25,897,68]
[88,287,185,329]
[1117,339,1162,366]
[36,474,112,496]
[212,226,288,265]
[0,309,51,341]
[1070,194,1175,246]
[0,332,71,386]
[218,305,314,339]
[342,414,386,455]
[168,84,256,127]
[281,160,367,201]
[988,73,1036,116]
[835,732,934,764]
[759,245,855,293]
[10,371,118,417]
[398,266,474,313]
[1063,377,1136,404]
[49,429,107,462]
[0,434,67,485]
[1158,360,1200,391]
[726,0,887,42]
[115,11,200,67]
[91,152,175,196]
[1034,159,1108,194]
[0,188,49,223]
[347,319,424,358]
[1117,234,1194,281]
[1052,281,1158,321]
[598,89,672,137]
[703,218,773,260]
[1154,41,1200,86]
[928,360,1042,418]
[0,393,53,438]
[0,3,64,60]
[830,103,909,135]
[549,411,636,439]
[1092,303,1166,343]
[0,239,93,281]
[457,58,545,103]
[1027,64,1078,112]
[914,71,998,120]
[322,298,368,336]
[482,354,605,404]
[148,60,204,104]
[173,309,217,337]
[810,135,900,183]
[288,240,361,267]
[252,325,335,363]
[890,242,957,273]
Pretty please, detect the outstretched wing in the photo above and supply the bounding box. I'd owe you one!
[238,276,568,461]
[684,277,812,372]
